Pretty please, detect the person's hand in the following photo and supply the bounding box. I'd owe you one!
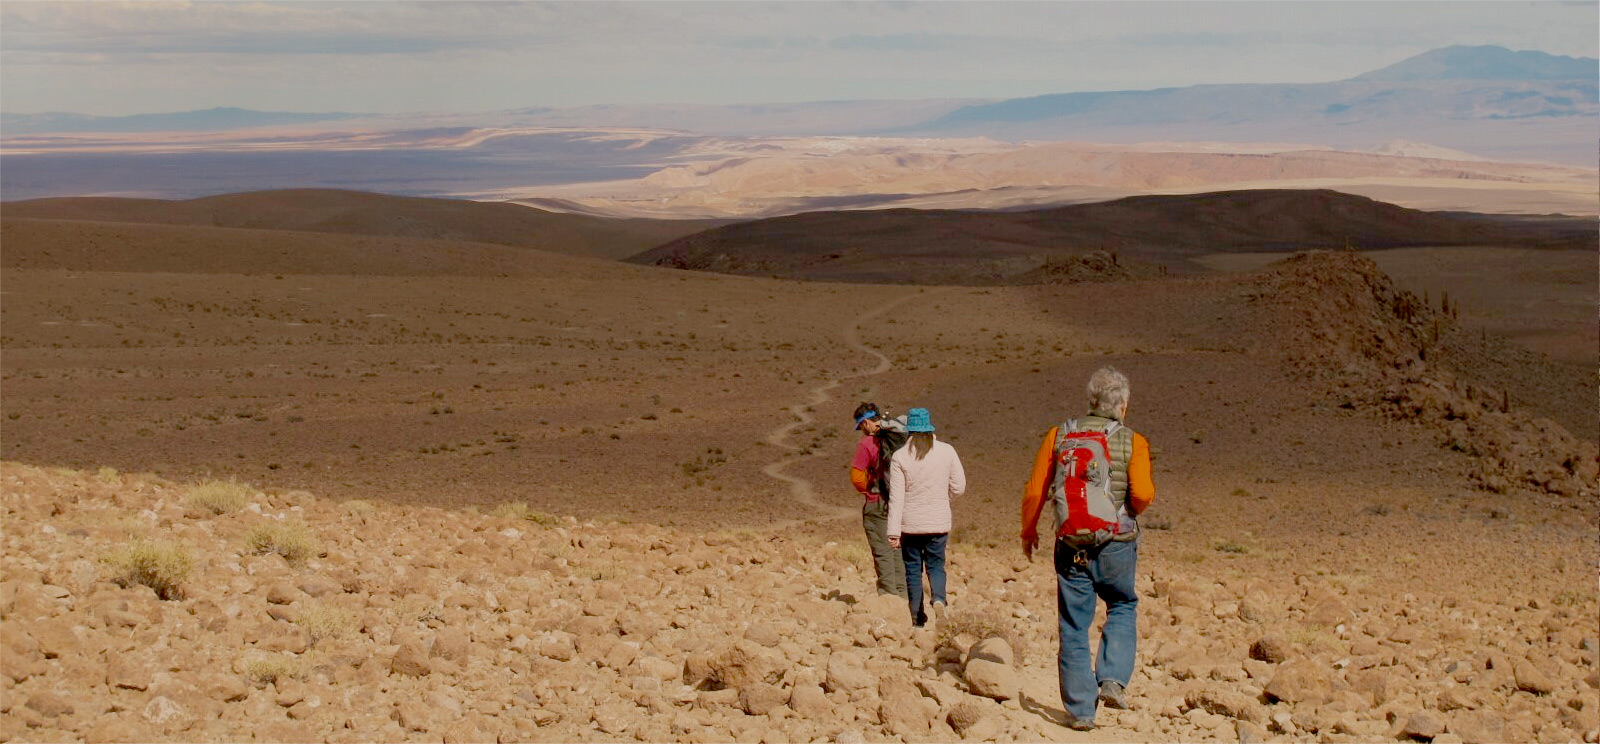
[1022,533,1038,562]
[888,535,901,549]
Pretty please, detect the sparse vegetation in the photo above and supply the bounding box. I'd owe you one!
[342,499,376,516]
[938,606,1031,665]
[242,655,302,687]
[1211,538,1252,555]
[491,501,532,520]
[245,522,319,564]
[95,466,120,484]
[185,479,251,515]
[1142,514,1174,530]
[297,602,355,644]
[104,540,193,599]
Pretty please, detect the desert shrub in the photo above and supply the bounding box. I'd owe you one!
[937,606,1031,665]
[1552,589,1589,607]
[342,499,375,516]
[1142,514,1174,531]
[1230,487,1251,498]
[185,480,251,515]
[242,655,302,687]
[104,540,192,600]
[1360,503,1391,516]
[491,501,531,520]
[96,466,120,484]
[246,522,319,564]
[827,542,872,573]
[1211,538,1252,555]
[297,602,354,644]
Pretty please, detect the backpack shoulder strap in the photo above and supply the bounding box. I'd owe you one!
[1055,420,1076,448]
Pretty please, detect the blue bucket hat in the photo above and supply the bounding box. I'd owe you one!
[905,407,935,433]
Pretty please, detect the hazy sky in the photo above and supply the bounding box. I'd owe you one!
[3,1,1596,116]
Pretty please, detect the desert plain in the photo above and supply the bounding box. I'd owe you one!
[0,188,1596,743]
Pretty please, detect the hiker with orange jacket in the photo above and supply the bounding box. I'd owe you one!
[849,402,908,598]
[1020,367,1155,731]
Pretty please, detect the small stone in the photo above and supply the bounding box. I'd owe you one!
[141,696,192,732]
[1250,633,1292,663]
[25,691,75,718]
[107,654,153,690]
[1403,710,1447,740]
[393,702,432,732]
[947,699,1001,737]
[1185,687,1265,723]
[745,624,782,648]
[431,629,470,664]
[740,682,788,716]
[265,582,301,605]
[963,658,1018,701]
[390,642,432,677]
[1513,660,1555,695]
[789,684,830,717]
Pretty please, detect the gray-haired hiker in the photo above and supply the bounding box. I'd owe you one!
[849,402,907,598]
[887,407,965,627]
[1020,367,1157,731]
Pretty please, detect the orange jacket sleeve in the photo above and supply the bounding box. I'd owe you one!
[1128,433,1155,515]
[849,467,871,495]
[1020,427,1059,541]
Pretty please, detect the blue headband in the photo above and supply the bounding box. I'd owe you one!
[855,411,878,426]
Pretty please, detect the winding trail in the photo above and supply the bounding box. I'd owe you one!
[762,291,926,530]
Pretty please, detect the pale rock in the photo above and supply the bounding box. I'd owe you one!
[393,701,433,732]
[1403,710,1448,740]
[1184,686,1266,723]
[857,593,913,627]
[141,695,192,732]
[25,691,75,718]
[390,641,432,677]
[824,652,873,694]
[741,682,789,716]
[788,684,830,718]
[1448,709,1506,744]
[107,654,153,690]
[431,629,471,664]
[966,637,1014,667]
[633,654,682,682]
[1513,660,1555,695]
[947,698,1002,738]
[745,624,783,647]
[1265,659,1333,705]
[32,623,82,659]
[962,658,1018,701]
[265,582,301,605]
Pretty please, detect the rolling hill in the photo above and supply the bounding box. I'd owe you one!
[625,189,1598,284]
[2,189,727,260]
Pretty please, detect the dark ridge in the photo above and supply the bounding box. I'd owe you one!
[624,189,1598,285]
[2,189,728,261]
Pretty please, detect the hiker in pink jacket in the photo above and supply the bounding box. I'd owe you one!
[887,407,966,627]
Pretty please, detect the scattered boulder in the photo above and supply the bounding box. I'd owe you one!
[1250,633,1292,663]
[390,641,432,677]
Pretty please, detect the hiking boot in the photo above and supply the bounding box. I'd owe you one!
[1098,680,1128,710]
[1064,715,1095,731]
[931,600,947,625]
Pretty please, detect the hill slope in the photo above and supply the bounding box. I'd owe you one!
[625,190,1598,284]
[2,189,726,261]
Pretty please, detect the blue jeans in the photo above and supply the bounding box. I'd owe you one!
[901,533,948,625]
[1055,538,1139,723]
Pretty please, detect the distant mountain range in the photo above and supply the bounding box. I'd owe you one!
[0,107,359,135]
[907,46,1597,163]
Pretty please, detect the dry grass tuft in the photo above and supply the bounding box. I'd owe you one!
[246,522,319,564]
[938,605,1032,664]
[185,480,251,515]
[297,602,355,644]
[103,540,192,600]
[95,466,120,484]
[242,655,302,687]
[342,499,376,516]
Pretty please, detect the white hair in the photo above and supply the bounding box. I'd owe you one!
[1087,366,1130,420]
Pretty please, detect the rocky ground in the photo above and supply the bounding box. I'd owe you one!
[2,460,1595,743]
